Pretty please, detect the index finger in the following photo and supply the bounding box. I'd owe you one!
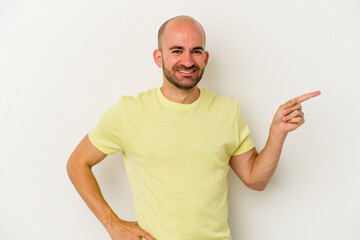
[295,91,321,103]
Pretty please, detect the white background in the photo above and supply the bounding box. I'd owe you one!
[1,0,359,239]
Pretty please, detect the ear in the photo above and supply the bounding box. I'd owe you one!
[204,51,209,66]
[153,49,163,68]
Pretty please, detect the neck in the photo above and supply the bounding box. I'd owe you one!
[160,80,200,104]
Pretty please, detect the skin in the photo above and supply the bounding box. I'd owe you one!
[66,16,321,240]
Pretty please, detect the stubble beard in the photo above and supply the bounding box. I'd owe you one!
[162,63,205,90]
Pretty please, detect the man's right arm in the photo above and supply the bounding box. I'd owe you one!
[66,134,156,240]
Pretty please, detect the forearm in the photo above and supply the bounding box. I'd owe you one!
[66,160,118,228]
[249,127,287,190]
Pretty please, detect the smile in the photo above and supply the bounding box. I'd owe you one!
[178,69,196,74]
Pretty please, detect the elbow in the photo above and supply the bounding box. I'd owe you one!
[66,157,79,180]
[66,155,92,181]
[66,158,74,179]
[241,174,269,191]
[245,181,268,191]
[248,185,266,191]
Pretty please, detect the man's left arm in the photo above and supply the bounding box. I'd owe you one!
[230,91,321,191]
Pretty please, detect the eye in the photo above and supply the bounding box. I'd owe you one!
[193,50,203,54]
[172,50,182,54]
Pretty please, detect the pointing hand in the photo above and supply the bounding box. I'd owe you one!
[271,91,321,135]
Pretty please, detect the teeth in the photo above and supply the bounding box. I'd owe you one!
[179,70,194,73]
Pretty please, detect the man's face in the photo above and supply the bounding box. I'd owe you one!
[156,21,209,90]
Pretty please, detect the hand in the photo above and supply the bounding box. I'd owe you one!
[106,218,156,240]
[271,91,321,136]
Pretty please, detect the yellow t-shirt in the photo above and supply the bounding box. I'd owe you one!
[89,88,254,240]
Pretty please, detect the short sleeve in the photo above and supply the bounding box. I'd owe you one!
[232,102,255,156]
[88,99,124,155]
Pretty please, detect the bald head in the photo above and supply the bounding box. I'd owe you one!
[157,15,206,51]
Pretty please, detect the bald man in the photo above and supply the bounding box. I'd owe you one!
[67,16,320,240]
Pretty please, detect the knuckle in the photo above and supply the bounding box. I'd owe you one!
[293,103,301,111]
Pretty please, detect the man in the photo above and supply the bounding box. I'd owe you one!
[67,15,320,240]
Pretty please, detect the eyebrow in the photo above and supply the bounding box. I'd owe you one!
[193,46,205,51]
[168,46,205,51]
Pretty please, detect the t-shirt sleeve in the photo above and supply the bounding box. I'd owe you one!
[88,99,124,155]
[232,102,255,156]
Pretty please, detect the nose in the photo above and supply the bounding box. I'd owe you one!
[180,51,195,68]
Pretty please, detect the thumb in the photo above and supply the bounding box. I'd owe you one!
[139,230,156,240]
[135,224,156,240]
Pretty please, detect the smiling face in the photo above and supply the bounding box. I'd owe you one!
[154,17,209,90]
